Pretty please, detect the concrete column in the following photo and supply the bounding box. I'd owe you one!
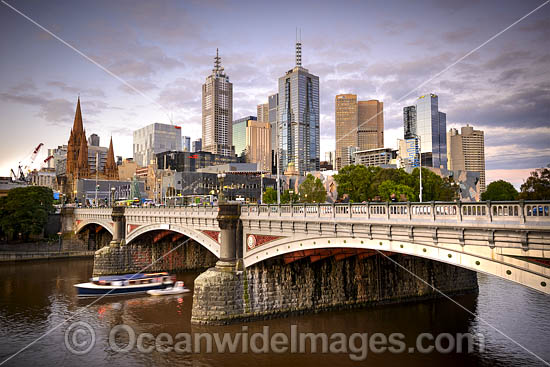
[60,207,75,234]
[216,203,241,271]
[110,206,126,247]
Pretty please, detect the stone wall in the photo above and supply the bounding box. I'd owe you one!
[191,254,478,325]
[93,239,218,276]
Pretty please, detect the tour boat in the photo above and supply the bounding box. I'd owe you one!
[146,281,190,296]
[74,272,175,297]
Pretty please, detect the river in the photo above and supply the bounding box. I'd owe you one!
[0,259,548,366]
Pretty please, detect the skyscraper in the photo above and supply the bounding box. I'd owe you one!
[191,138,202,152]
[133,123,182,167]
[335,95,384,170]
[358,100,384,150]
[257,103,269,123]
[182,136,191,152]
[268,93,279,174]
[447,124,486,191]
[232,116,257,157]
[246,120,271,172]
[278,39,320,175]
[202,49,234,157]
[335,94,358,170]
[403,94,447,169]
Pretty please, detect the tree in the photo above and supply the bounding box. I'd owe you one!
[298,174,327,203]
[519,167,550,200]
[262,187,277,204]
[377,180,415,202]
[481,180,518,201]
[281,190,299,204]
[333,165,381,202]
[0,186,54,241]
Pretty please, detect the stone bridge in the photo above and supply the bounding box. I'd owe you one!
[63,200,550,324]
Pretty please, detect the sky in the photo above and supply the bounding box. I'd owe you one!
[0,0,549,188]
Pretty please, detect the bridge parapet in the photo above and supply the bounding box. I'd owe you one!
[241,201,550,227]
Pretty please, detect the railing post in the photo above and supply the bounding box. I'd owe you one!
[519,199,525,223]
[431,201,436,221]
[349,203,352,218]
[487,200,492,222]
[317,203,320,218]
[278,204,281,217]
[304,203,307,217]
[457,201,462,222]
[407,201,411,220]
[386,202,390,220]
[332,203,336,218]
[290,203,293,217]
[367,202,370,219]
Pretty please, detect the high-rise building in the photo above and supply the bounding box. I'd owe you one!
[335,95,384,170]
[182,136,191,152]
[88,134,100,147]
[257,103,269,123]
[403,94,447,169]
[447,124,486,191]
[133,123,182,167]
[268,93,279,174]
[232,116,257,157]
[246,120,271,172]
[202,49,234,157]
[358,100,384,150]
[278,39,320,175]
[335,94,358,170]
[191,138,202,152]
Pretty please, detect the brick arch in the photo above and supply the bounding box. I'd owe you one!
[74,219,114,236]
[125,223,220,258]
[243,235,550,295]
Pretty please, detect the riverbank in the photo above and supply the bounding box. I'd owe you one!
[0,250,95,262]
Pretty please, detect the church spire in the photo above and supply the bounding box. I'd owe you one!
[104,136,119,180]
[76,129,89,178]
[72,97,84,135]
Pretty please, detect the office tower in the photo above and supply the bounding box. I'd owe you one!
[182,136,191,152]
[257,103,269,123]
[335,95,384,170]
[88,133,100,147]
[268,93,279,174]
[133,123,182,167]
[202,49,233,157]
[335,94,358,170]
[191,138,202,152]
[324,151,335,168]
[358,100,384,150]
[278,38,320,175]
[447,124,486,191]
[246,120,271,172]
[232,116,257,157]
[403,94,447,169]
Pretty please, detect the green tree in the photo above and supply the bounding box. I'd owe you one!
[0,186,54,241]
[411,168,458,201]
[281,190,299,204]
[377,180,415,202]
[481,180,518,201]
[298,174,327,203]
[333,165,382,202]
[519,167,550,200]
[262,187,277,204]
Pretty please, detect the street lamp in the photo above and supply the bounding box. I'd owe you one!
[217,172,226,204]
[289,190,294,204]
[413,134,423,202]
[110,187,116,207]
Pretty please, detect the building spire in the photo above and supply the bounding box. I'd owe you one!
[295,28,302,67]
[104,136,118,180]
[214,48,221,73]
[73,96,84,134]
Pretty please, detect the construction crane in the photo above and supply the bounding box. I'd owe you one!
[11,143,44,182]
[22,143,44,172]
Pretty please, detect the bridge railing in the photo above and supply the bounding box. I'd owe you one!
[241,201,550,224]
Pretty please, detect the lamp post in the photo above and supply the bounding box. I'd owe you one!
[289,190,294,204]
[111,187,116,207]
[217,172,226,204]
[413,134,423,202]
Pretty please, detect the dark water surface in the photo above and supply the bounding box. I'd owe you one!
[0,259,548,366]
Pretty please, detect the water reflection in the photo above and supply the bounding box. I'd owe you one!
[0,259,548,367]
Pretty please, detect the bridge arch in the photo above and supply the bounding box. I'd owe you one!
[125,223,220,258]
[75,219,114,236]
[244,236,550,295]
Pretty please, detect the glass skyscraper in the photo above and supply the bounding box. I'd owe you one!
[277,40,320,175]
[403,94,447,169]
[232,116,256,157]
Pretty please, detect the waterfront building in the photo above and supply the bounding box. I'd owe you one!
[133,123,182,167]
[403,94,447,169]
[354,147,397,168]
[447,124,486,192]
[232,116,257,157]
[278,39,320,175]
[202,49,234,157]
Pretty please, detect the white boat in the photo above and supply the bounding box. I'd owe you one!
[147,281,190,296]
[75,272,175,297]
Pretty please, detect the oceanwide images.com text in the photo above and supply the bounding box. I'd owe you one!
[65,322,485,361]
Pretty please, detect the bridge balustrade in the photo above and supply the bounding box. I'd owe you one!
[526,204,550,217]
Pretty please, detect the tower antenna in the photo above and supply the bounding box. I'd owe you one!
[295,28,302,67]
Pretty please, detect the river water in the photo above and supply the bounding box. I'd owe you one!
[0,258,548,366]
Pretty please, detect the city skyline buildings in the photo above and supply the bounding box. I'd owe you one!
[0,1,548,189]
[448,124,486,192]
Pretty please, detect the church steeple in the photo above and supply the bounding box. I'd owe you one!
[104,137,118,180]
[76,129,89,178]
[72,97,84,135]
